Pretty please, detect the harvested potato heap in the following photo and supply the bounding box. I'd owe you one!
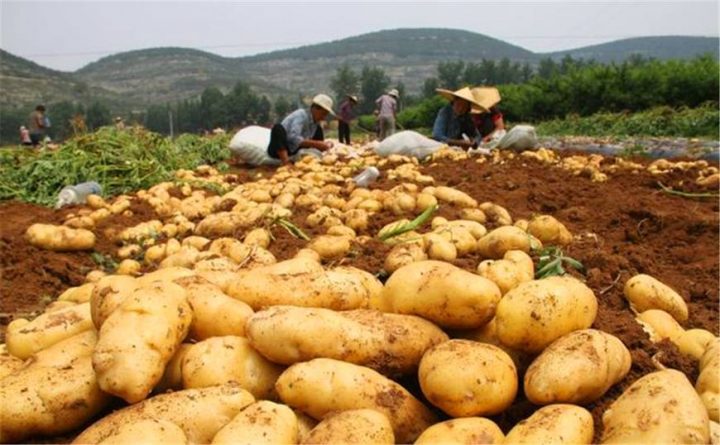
[7,150,718,444]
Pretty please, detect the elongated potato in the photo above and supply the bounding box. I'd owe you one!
[380,261,501,329]
[495,276,598,353]
[0,331,110,443]
[635,309,685,343]
[302,409,394,445]
[524,329,631,404]
[6,302,93,359]
[602,369,710,443]
[415,417,504,444]
[477,226,540,259]
[276,358,437,443]
[479,202,512,226]
[433,186,478,208]
[212,401,297,444]
[527,214,573,246]
[98,419,188,444]
[697,339,719,422]
[505,404,594,444]
[25,223,95,251]
[624,274,688,322]
[419,340,517,417]
[73,384,255,444]
[90,275,139,328]
[93,281,192,403]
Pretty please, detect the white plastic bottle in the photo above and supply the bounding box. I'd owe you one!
[56,181,102,208]
[352,166,380,187]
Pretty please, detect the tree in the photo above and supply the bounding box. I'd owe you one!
[520,62,534,83]
[257,96,272,125]
[145,104,171,134]
[47,101,79,141]
[479,59,498,85]
[537,58,559,79]
[200,87,225,129]
[359,66,391,114]
[422,78,440,99]
[85,101,111,130]
[273,96,291,120]
[437,61,465,89]
[330,65,360,102]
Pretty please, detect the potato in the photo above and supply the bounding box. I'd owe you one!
[384,242,427,273]
[624,274,688,322]
[505,404,594,444]
[182,336,283,400]
[155,343,192,392]
[415,417,504,444]
[25,223,95,251]
[89,275,139,328]
[64,215,95,229]
[602,369,709,443]
[182,235,211,250]
[86,194,107,209]
[308,234,352,260]
[527,214,573,246]
[247,306,447,376]
[419,340,517,417]
[57,282,95,303]
[6,302,93,359]
[116,258,141,276]
[135,266,194,286]
[73,384,256,444]
[460,207,487,224]
[433,186,477,208]
[0,344,23,379]
[635,309,685,342]
[344,208,369,231]
[415,192,438,213]
[425,233,458,261]
[276,358,437,443]
[432,225,477,255]
[93,281,192,403]
[477,250,534,295]
[479,202,512,226]
[524,329,631,404]
[0,331,110,443]
[477,226,540,259]
[160,246,200,269]
[674,328,716,360]
[302,409,394,445]
[380,261,501,329]
[495,276,598,353]
[697,339,719,421]
[98,419,188,444]
[212,401,297,444]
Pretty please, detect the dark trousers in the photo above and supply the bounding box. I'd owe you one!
[267,124,324,159]
[338,121,351,144]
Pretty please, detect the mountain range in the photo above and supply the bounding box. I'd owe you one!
[1,28,717,111]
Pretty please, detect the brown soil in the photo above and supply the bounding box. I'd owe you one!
[1,152,717,442]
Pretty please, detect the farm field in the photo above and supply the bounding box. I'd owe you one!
[0,135,718,443]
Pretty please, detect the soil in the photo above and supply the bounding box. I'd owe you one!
[1,151,717,443]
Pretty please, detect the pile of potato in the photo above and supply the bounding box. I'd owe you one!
[4,147,718,444]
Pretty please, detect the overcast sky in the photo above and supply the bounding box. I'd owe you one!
[1,0,718,72]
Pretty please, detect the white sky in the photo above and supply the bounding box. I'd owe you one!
[1,0,718,72]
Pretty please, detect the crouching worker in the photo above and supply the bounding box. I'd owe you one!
[431,87,485,150]
[268,94,335,166]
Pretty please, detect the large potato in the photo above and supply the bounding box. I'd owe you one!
[301,409,394,445]
[495,276,598,353]
[624,274,688,322]
[0,345,23,379]
[0,331,110,443]
[602,369,710,443]
[89,275,139,328]
[25,223,95,251]
[419,339,517,417]
[477,226,539,259]
[697,339,719,422]
[275,358,436,443]
[73,384,255,444]
[5,302,93,359]
[380,261,501,329]
[212,401,297,444]
[524,329,631,404]
[98,419,188,444]
[415,417,504,444]
[527,214,573,246]
[93,281,192,403]
[505,404,594,444]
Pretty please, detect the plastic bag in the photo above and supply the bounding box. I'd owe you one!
[485,125,538,151]
[228,126,278,166]
[374,130,444,159]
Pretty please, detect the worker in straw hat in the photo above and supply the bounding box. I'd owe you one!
[267,93,335,166]
[337,94,359,145]
[432,86,485,150]
[471,87,505,143]
[375,88,399,141]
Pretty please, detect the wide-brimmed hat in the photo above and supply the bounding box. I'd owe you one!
[470,87,501,114]
[348,95,359,103]
[312,94,336,116]
[388,89,399,98]
[436,87,485,112]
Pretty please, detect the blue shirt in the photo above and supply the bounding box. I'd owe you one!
[281,108,320,154]
[432,104,478,144]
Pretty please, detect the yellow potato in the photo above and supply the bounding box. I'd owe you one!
[673,329,716,360]
[275,358,437,443]
[433,186,478,208]
[381,261,501,329]
[25,223,95,251]
[384,242,427,273]
[415,192,438,213]
[212,401,297,444]
[301,409,394,445]
[432,225,477,255]
[697,339,719,422]
[505,404,594,444]
[479,202,512,226]
[419,340,517,417]
[155,343,192,392]
[308,234,352,260]
[415,417,504,444]
[477,250,534,295]
[98,419,188,444]
[624,274,688,322]
[115,258,141,276]
[527,214,574,246]
[477,226,540,259]
[524,329,631,404]
[89,275,139,328]
[0,344,23,379]
[425,232,458,261]
[635,309,685,343]
[460,207,487,223]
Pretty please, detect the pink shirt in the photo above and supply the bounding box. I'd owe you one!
[375,94,397,117]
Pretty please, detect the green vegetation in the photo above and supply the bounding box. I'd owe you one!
[534,246,585,279]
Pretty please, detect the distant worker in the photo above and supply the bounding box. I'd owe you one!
[375,88,399,141]
[471,87,505,143]
[27,104,47,147]
[114,116,126,130]
[337,94,358,145]
[431,87,483,150]
[19,126,32,146]
[267,94,335,166]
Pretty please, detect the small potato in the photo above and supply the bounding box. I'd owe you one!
[524,329,631,405]
[635,309,685,343]
[308,235,352,260]
[425,233,458,261]
[514,218,529,231]
[326,224,356,238]
[25,223,95,251]
[433,225,477,255]
[419,340,517,417]
[302,409,394,445]
[182,236,211,250]
[697,339,719,422]
[602,369,710,444]
[381,261,501,329]
[479,202,512,226]
[212,401,297,445]
[461,207,487,224]
[673,329,716,361]
[477,250,534,295]
[98,419,188,444]
[344,209,369,231]
[624,274,689,322]
[86,194,107,209]
[433,186,477,208]
[57,282,95,303]
[495,276,598,353]
[527,214,574,246]
[384,242,427,273]
[85,270,107,283]
[415,192,438,213]
[415,417,504,444]
[64,215,95,229]
[505,404,594,444]
[116,259,141,276]
[477,226,540,259]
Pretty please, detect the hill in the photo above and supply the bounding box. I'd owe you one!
[546,36,719,62]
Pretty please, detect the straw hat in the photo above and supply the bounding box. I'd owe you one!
[388,89,399,98]
[348,95,359,103]
[436,87,485,111]
[312,94,336,116]
[470,87,501,114]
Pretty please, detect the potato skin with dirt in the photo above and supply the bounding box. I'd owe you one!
[505,404,594,444]
[25,223,95,251]
[624,274,688,322]
[211,401,297,445]
[301,409,394,445]
[415,417,505,444]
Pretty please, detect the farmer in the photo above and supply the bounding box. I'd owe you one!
[27,104,47,147]
[19,126,32,146]
[267,94,335,166]
[431,87,484,150]
[337,94,358,145]
[471,87,505,143]
[375,89,399,141]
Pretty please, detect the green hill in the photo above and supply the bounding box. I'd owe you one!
[546,36,719,62]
